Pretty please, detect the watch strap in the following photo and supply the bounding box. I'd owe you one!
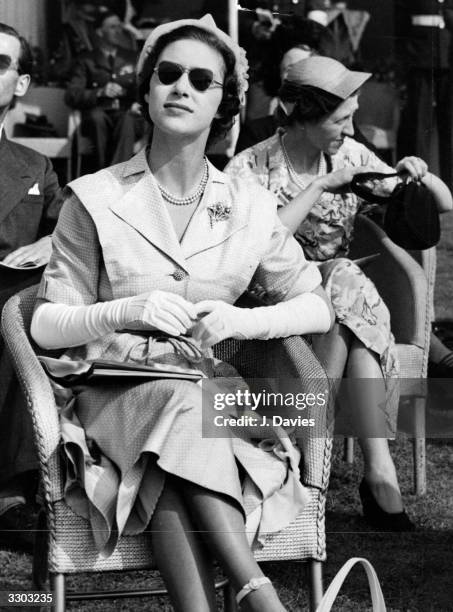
[236,576,271,605]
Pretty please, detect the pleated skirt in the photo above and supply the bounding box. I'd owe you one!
[59,363,308,557]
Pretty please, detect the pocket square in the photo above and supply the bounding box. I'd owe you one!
[28,182,40,195]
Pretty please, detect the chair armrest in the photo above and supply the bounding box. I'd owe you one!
[234,290,268,308]
[214,336,332,491]
[409,246,437,323]
[349,214,430,348]
[1,286,63,503]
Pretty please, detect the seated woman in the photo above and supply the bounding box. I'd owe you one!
[30,16,333,612]
[226,55,453,530]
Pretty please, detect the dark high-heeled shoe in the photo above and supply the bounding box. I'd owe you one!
[359,479,415,532]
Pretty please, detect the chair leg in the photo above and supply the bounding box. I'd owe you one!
[412,397,427,496]
[343,437,354,463]
[308,560,323,612]
[50,574,66,612]
[223,583,238,612]
[413,437,426,496]
[32,509,49,590]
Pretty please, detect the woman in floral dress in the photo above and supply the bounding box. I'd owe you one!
[226,55,452,530]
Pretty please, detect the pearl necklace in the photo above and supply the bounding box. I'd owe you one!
[281,135,327,189]
[158,158,209,206]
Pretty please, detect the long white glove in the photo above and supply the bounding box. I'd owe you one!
[31,290,198,350]
[191,292,332,349]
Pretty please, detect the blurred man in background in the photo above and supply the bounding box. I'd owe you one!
[65,10,142,170]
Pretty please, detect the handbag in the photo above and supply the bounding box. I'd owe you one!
[351,171,440,250]
[316,557,386,612]
[38,356,205,387]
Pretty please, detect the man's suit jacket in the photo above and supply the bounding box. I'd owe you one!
[0,134,62,263]
[65,46,138,111]
[0,134,62,484]
[0,132,61,357]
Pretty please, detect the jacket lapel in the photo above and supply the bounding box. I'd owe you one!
[94,48,110,70]
[181,162,248,260]
[0,135,36,224]
[109,151,188,272]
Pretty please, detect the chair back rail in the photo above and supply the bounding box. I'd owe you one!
[350,215,430,349]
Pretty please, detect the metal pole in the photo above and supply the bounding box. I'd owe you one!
[228,0,238,42]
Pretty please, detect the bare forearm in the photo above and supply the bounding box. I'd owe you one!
[421,172,453,213]
[277,178,325,233]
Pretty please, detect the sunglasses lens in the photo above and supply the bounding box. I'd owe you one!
[156,62,216,92]
[189,68,214,92]
[157,62,183,85]
[0,54,12,72]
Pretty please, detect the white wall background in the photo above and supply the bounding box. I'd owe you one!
[0,0,47,48]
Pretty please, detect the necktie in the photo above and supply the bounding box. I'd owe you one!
[108,53,115,73]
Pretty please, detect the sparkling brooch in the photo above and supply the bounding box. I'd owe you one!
[207,202,231,228]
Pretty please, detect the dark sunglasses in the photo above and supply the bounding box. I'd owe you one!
[154,61,223,92]
[0,54,18,74]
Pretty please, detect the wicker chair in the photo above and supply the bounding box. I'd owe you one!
[347,214,433,495]
[1,285,332,612]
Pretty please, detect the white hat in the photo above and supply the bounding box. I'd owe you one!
[136,14,249,104]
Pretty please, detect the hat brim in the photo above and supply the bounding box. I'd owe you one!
[333,70,371,99]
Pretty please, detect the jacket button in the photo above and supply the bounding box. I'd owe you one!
[172,269,187,281]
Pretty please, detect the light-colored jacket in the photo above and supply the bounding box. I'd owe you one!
[38,148,321,361]
[40,148,320,302]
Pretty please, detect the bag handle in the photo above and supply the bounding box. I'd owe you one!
[316,557,386,612]
[350,171,400,203]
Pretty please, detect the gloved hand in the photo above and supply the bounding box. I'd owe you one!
[191,301,250,348]
[32,291,331,351]
[31,291,198,350]
[124,290,198,336]
[192,292,332,349]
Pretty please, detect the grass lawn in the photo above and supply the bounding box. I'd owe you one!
[1,438,452,611]
[1,214,453,611]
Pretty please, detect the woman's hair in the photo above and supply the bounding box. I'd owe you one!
[0,22,33,75]
[137,25,241,146]
[279,82,343,125]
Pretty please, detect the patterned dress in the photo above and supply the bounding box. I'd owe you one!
[225,131,400,429]
[38,150,323,556]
